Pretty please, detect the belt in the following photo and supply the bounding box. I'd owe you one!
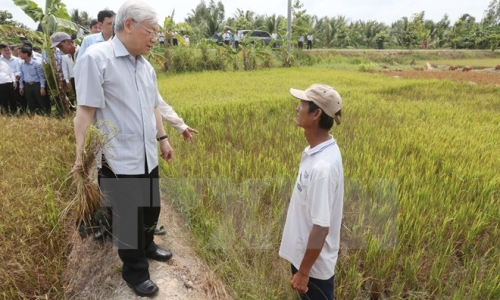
[25,81,39,85]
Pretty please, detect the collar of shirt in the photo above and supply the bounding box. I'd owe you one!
[304,135,336,156]
[112,37,146,64]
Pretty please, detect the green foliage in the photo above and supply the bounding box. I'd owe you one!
[0,10,17,26]
[291,0,312,39]
[70,9,91,28]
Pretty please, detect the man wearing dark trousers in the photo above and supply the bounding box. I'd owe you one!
[73,1,174,297]
[1,43,25,113]
[280,84,344,300]
[0,59,18,114]
[18,47,50,115]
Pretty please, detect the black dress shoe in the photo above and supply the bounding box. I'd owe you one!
[146,247,173,261]
[127,279,159,297]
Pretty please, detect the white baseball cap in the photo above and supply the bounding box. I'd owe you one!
[290,84,343,125]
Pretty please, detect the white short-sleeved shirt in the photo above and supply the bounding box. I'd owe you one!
[279,137,344,280]
[74,37,161,175]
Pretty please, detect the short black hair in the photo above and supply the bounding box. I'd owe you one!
[90,19,99,27]
[33,46,41,52]
[97,10,115,23]
[19,46,32,57]
[0,43,8,50]
[21,40,32,48]
[307,101,334,130]
[9,45,18,50]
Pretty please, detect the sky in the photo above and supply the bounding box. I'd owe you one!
[1,0,493,30]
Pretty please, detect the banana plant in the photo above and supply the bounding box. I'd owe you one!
[13,0,79,116]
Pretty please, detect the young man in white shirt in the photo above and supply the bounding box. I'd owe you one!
[77,9,115,61]
[298,35,305,50]
[280,83,344,300]
[307,34,314,50]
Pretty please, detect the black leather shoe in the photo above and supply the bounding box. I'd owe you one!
[146,247,173,261]
[127,279,159,297]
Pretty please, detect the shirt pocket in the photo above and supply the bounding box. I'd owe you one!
[115,133,142,163]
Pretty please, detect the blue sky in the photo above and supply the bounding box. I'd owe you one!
[1,0,492,30]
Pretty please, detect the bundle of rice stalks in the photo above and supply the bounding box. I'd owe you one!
[71,124,115,231]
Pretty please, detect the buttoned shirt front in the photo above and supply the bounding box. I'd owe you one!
[74,37,161,175]
[0,56,21,76]
[77,32,105,61]
[0,60,15,84]
[19,58,45,88]
[62,54,75,82]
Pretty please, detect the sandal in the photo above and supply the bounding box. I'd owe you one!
[154,225,166,235]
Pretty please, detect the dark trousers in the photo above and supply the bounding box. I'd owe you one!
[69,77,76,106]
[298,41,303,49]
[0,82,18,114]
[235,41,239,50]
[307,40,312,50]
[98,163,161,285]
[291,265,335,300]
[23,82,50,114]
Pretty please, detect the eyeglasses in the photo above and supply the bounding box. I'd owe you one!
[132,19,157,39]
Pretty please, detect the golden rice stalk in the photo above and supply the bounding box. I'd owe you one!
[72,123,116,229]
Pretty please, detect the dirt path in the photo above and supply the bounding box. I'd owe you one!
[64,199,231,300]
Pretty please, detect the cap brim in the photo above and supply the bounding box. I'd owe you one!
[334,115,341,125]
[290,88,311,101]
[50,42,60,48]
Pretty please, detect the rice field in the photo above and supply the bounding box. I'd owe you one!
[1,66,499,299]
[159,67,500,299]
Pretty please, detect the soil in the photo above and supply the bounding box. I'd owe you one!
[63,199,232,300]
[384,67,500,86]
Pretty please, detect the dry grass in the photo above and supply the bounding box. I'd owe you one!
[0,115,75,299]
[70,124,113,230]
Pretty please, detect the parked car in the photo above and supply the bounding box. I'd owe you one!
[238,30,273,46]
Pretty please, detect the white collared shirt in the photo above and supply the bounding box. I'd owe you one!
[0,56,21,76]
[0,60,15,84]
[74,37,161,175]
[279,136,344,280]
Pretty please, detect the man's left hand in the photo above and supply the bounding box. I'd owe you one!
[291,271,309,294]
[159,139,174,162]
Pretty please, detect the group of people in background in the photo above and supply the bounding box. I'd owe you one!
[0,8,190,116]
[0,41,50,115]
[298,33,314,50]
[157,29,190,47]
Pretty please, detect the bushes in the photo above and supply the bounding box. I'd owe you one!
[150,41,291,73]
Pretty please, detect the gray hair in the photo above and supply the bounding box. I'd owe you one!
[114,0,158,33]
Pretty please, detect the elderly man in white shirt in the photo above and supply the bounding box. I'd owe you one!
[73,1,176,297]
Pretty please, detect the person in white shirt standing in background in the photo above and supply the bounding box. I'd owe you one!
[307,33,314,50]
